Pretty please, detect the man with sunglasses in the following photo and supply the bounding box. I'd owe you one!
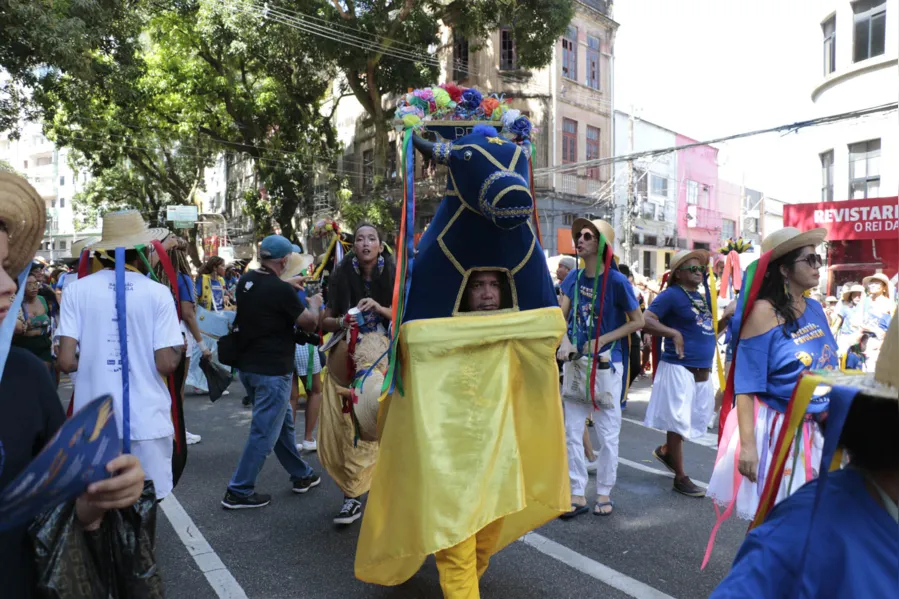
[642,250,735,496]
[557,219,643,518]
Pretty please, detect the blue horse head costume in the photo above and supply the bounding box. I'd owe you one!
[403,124,558,322]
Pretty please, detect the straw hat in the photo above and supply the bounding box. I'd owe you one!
[90,210,169,251]
[841,284,865,300]
[825,296,838,304]
[761,226,827,261]
[669,249,710,275]
[280,253,315,281]
[862,273,890,289]
[70,236,100,257]
[572,218,615,246]
[0,172,46,276]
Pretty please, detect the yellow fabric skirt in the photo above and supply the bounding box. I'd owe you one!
[354,308,571,585]
[318,368,379,498]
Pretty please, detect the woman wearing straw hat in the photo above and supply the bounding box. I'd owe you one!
[707,227,838,521]
[835,283,864,352]
[643,249,734,497]
[0,173,147,597]
[711,317,898,597]
[859,272,895,369]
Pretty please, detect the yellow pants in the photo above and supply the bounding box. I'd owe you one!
[434,519,504,599]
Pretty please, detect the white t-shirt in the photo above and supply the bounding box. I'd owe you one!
[58,270,183,441]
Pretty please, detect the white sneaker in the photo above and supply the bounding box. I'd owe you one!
[302,439,317,452]
[185,431,202,445]
[296,443,304,452]
[586,458,598,473]
[221,390,230,396]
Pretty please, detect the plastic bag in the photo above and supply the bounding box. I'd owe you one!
[200,357,232,403]
[30,482,163,599]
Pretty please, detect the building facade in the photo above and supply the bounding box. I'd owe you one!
[717,179,743,249]
[612,110,677,279]
[675,134,721,252]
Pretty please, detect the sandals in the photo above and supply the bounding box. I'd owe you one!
[593,500,615,516]
[559,503,590,520]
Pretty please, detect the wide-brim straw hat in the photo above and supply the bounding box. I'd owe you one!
[572,218,615,246]
[0,172,46,276]
[761,226,827,261]
[841,284,865,300]
[280,253,315,281]
[862,273,891,290]
[70,236,100,257]
[825,296,838,303]
[90,210,169,251]
[669,249,711,274]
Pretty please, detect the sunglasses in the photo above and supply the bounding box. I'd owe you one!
[677,265,704,274]
[576,231,595,241]
[793,254,823,268]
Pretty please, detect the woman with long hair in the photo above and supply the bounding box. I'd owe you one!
[319,222,394,526]
[13,263,54,374]
[154,238,211,445]
[835,283,864,351]
[708,227,838,520]
[196,256,229,312]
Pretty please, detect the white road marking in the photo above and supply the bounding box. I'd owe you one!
[520,532,677,599]
[622,416,719,449]
[618,457,709,488]
[160,494,249,599]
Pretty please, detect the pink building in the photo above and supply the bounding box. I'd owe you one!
[675,134,721,251]
[717,179,743,246]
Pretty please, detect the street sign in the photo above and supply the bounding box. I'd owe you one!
[166,205,198,222]
[174,221,195,229]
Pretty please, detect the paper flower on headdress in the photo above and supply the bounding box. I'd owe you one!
[508,116,533,141]
[432,86,451,108]
[719,237,753,255]
[312,219,340,239]
[501,109,521,129]
[440,82,464,103]
[461,88,483,111]
[480,97,500,117]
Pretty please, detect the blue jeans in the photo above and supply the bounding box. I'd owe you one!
[228,371,313,496]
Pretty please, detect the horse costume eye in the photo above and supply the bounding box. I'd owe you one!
[463,150,473,161]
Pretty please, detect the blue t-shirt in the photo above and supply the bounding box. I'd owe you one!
[844,351,864,370]
[711,469,898,599]
[734,300,838,414]
[561,267,639,364]
[861,295,894,336]
[838,302,858,336]
[177,273,196,304]
[648,286,716,369]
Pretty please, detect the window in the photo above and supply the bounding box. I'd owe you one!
[746,217,759,233]
[453,31,469,81]
[643,251,652,278]
[848,139,881,199]
[499,28,517,70]
[586,36,600,89]
[634,169,648,198]
[664,252,672,269]
[820,150,834,201]
[562,26,578,81]
[722,218,736,240]
[693,242,710,251]
[686,180,699,205]
[853,0,886,62]
[58,240,67,250]
[23,160,28,169]
[50,198,56,208]
[59,197,65,208]
[562,118,578,163]
[586,126,600,179]
[36,156,52,167]
[643,235,658,246]
[822,16,836,75]
[562,213,575,226]
[650,174,668,197]
[59,175,65,186]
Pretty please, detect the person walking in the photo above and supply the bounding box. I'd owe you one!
[557,219,643,518]
[57,210,185,501]
[222,235,323,510]
[835,283,864,352]
[643,249,735,496]
[859,273,895,368]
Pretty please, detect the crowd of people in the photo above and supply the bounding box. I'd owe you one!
[1,154,897,599]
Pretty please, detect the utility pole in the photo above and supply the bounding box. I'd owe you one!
[624,107,635,266]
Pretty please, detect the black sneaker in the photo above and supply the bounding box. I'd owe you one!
[241,395,252,407]
[221,490,271,510]
[334,497,363,525]
[292,474,321,494]
[673,476,706,498]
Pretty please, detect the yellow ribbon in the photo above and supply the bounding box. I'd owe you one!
[708,264,726,390]
[313,234,339,280]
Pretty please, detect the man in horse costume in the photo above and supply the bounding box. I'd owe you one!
[354,88,570,599]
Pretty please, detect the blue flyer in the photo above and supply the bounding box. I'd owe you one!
[0,395,120,532]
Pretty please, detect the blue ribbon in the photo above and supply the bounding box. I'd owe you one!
[0,268,30,379]
[115,248,132,453]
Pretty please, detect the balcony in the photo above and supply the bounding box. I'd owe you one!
[685,205,721,231]
[556,173,608,201]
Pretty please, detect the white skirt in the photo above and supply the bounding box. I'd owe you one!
[644,361,714,439]
[707,400,823,521]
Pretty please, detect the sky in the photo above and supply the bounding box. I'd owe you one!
[613,0,819,201]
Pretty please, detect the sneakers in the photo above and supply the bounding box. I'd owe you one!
[673,476,706,498]
[292,473,321,494]
[241,395,252,407]
[334,497,363,524]
[302,439,317,452]
[221,491,271,510]
[185,431,202,445]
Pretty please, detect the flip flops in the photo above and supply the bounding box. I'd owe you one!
[593,500,615,516]
[559,503,590,520]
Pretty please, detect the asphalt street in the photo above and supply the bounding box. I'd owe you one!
[58,374,747,599]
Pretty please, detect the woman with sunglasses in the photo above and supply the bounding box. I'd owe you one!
[643,250,734,497]
[708,228,838,520]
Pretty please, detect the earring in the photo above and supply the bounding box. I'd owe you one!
[784,281,789,296]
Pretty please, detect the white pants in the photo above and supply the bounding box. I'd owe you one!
[133,436,174,500]
[564,363,623,497]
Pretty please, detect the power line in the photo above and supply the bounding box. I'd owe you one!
[534,103,898,176]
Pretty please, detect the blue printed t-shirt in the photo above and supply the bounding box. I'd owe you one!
[710,468,898,599]
[838,302,858,336]
[734,300,838,414]
[560,267,639,364]
[648,286,716,369]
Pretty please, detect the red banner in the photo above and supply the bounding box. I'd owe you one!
[783,196,899,241]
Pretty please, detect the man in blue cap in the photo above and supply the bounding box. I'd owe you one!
[222,235,325,509]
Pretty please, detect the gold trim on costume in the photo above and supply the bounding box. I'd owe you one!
[511,223,537,276]
[452,267,519,316]
[438,205,468,275]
